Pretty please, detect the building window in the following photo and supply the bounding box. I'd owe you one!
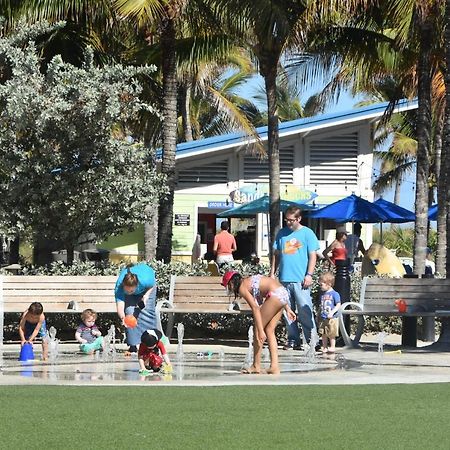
[243,145,294,183]
[309,132,359,185]
[177,159,229,185]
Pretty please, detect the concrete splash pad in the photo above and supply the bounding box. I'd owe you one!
[2,343,450,386]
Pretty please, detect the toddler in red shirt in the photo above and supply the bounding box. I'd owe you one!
[138,329,172,376]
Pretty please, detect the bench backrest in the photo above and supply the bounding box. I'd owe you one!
[0,275,117,313]
[361,277,450,312]
[170,276,251,313]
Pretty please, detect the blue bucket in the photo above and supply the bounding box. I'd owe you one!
[19,343,35,361]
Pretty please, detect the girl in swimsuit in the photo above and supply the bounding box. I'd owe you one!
[221,271,296,375]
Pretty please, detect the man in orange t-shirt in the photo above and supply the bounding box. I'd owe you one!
[213,221,237,266]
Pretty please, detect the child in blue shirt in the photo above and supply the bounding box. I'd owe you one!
[318,272,341,353]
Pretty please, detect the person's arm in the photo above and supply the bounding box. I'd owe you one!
[270,251,280,278]
[213,235,218,254]
[328,292,341,318]
[75,330,87,344]
[283,304,296,323]
[322,241,335,266]
[116,301,126,326]
[328,302,341,318]
[231,236,237,252]
[240,287,266,344]
[358,239,366,256]
[27,314,44,343]
[18,312,27,345]
[138,356,147,371]
[92,325,102,337]
[302,251,317,288]
[158,341,171,365]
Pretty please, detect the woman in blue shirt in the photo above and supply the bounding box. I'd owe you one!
[115,263,157,354]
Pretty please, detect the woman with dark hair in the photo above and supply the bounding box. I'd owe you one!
[115,263,157,354]
[323,231,348,267]
[221,271,296,374]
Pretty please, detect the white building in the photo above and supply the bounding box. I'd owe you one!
[100,99,417,262]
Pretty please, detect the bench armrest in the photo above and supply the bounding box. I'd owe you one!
[338,302,363,315]
[338,302,364,348]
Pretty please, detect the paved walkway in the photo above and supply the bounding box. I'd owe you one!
[1,334,450,386]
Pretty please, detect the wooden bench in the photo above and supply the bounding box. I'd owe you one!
[155,275,251,338]
[339,277,450,347]
[0,275,117,343]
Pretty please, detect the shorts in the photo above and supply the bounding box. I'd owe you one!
[80,336,104,353]
[267,286,289,306]
[24,320,47,340]
[318,318,339,338]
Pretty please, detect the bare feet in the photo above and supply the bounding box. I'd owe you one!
[266,366,280,375]
[327,348,335,353]
[320,347,328,354]
[241,366,261,374]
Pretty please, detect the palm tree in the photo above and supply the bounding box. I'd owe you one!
[444,0,450,278]
[203,0,315,253]
[302,1,444,275]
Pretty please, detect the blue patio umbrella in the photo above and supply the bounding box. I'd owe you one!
[373,198,415,223]
[307,194,390,223]
[373,198,415,243]
[217,194,316,218]
[429,204,437,221]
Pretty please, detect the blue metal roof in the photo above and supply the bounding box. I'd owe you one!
[157,99,417,159]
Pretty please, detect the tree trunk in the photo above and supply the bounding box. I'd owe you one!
[434,105,446,275]
[413,19,432,276]
[180,84,193,142]
[66,242,75,266]
[263,66,281,258]
[445,0,450,277]
[391,177,402,229]
[8,237,19,264]
[156,18,178,263]
[439,0,450,341]
[33,235,60,267]
[144,202,158,260]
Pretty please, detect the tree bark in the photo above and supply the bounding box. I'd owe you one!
[8,237,19,264]
[263,65,281,258]
[413,18,432,276]
[157,18,178,263]
[144,202,158,260]
[445,0,450,277]
[433,108,446,275]
[180,84,193,142]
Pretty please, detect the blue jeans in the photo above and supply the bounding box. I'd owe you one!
[123,285,157,347]
[282,282,316,344]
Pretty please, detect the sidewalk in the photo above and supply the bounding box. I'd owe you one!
[1,333,450,386]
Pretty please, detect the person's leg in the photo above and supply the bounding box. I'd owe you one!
[136,285,158,337]
[321,335,329,353]
[124,293,146,351]
[41,339,48,360]
[328,319,338,352]
[245,299,283,374]
[264,308,283,374]
[328,337,336,352]
[242,329,262,373]
[292,283,316,343]
[282,283,301,348]
[37,322,48,360]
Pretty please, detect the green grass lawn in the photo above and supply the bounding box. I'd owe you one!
[1,384,449,449]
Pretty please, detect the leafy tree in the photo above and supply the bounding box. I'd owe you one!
[0,24,166,264]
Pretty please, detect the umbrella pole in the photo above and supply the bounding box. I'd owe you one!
[379,222,383,244]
